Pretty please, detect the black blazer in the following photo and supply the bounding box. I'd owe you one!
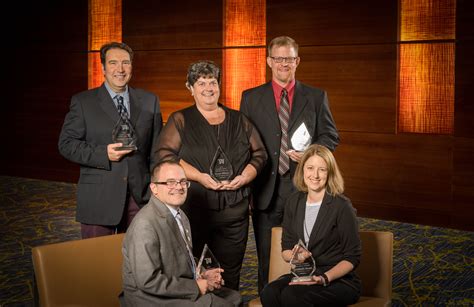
[240,81,339,210]
[282,191,361,290]
[58,84,162,225]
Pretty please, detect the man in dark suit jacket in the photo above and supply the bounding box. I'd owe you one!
[240,36,339,292]
[121,161,241,306]
[58,42,162,238]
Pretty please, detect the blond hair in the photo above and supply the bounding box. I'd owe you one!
[293,144,344,196]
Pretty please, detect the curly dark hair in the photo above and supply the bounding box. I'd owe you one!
[186,61,221,87]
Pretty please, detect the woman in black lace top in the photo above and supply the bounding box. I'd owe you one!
[154,61,267,290]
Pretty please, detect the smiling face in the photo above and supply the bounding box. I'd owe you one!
[267,45,300,87]
[150,164,188,209]
[303,154,328,194]
[189,76,220,110]
[102,48,132,93]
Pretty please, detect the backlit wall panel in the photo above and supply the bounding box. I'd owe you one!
[399,43,455,134]
[400,0,456,41]
[398,0,456,134]
[88,0,122,89]
[223,0,266,110]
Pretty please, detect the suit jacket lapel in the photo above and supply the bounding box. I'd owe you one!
[98,84,120,123]
[308,193,332,249]
[288,81,309,132]
[295,194,307,242]
[128,87,142,125]
[262,82,281,129]
[151,197,192,259]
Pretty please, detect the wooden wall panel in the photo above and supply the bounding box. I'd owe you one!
[453,137,474,231]
[3,51,87,182]
[130,49,223,122]
[297,45,397,133]
[457,0,474,41]
[123,0,223,50]
[455,43,474,138]
[267,0,397,45]
[335,132,456,228]
[452,0,474,231]
[2,2,88,182]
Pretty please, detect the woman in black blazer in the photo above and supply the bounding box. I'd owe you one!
[261,144,361,306]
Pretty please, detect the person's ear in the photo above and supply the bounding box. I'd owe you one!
[266,56,272,68]
[150,182,159,195]
[185,82,194,95]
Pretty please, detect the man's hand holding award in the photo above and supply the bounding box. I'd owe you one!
[196,244,225,293]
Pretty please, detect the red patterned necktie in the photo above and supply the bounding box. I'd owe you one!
[278,89,290,175]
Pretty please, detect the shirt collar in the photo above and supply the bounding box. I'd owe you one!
[164,203,180,219]
[104,81,129,101]
[271,79,296,96]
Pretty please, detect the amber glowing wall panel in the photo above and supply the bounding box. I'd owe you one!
[88,0,122,89]
[399,43,454,134]
[400,0,456,41]
[223,0,266,110]
[399,0,456,134]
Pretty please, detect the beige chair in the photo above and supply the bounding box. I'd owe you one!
[249,227,393,307]
[32,233,125,307]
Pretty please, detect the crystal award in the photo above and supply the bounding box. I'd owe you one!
[196,244,221,279]
[290,239,316,282]
[210,146,233,182]
[112,115,138,151]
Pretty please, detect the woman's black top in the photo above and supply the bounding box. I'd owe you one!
[155,103,267,210]
[282,191,362,291]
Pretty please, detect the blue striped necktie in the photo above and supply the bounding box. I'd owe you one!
[116,95,129,119]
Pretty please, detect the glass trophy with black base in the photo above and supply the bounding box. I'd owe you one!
[112,115,138,151]
[210,146,233,182]
[290,239,316,282]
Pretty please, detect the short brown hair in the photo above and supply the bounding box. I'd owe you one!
[267,36,299,57]
[151,161,182,182]
[293,144,344,196]
[100,42,134,66]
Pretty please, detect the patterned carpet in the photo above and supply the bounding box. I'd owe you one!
[0,176,473,306]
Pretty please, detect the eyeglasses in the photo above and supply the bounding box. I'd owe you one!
[269,56,298,64]
[153,179,191,188]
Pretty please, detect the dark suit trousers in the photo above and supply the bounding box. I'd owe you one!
[81,195,140,239]
[260,274,360,306]
[186,199,249,291]
[253,173,295,293]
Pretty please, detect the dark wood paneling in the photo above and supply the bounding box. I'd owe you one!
[336,132,452,210]
[297,45,397,133]
[455,42,474,138]
[267,0,398,45]
[9,1,87,51]
[123,0,223,50]
[457,0,474,41]
[2,2,88,182]
[452,137,474,231]
[130,49,223,122]
[3,51,87,182]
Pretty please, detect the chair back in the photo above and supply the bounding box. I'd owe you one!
[268,227,291,282]
[268,228,393,299]
[32,233,125,307]
[356,231,393,299]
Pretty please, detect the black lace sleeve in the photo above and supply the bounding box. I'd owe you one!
[153,112,185,164]
[242,114,267,174]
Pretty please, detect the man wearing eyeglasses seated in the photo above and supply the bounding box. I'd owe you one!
[240,36,340,293]
[120,161,242,306]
